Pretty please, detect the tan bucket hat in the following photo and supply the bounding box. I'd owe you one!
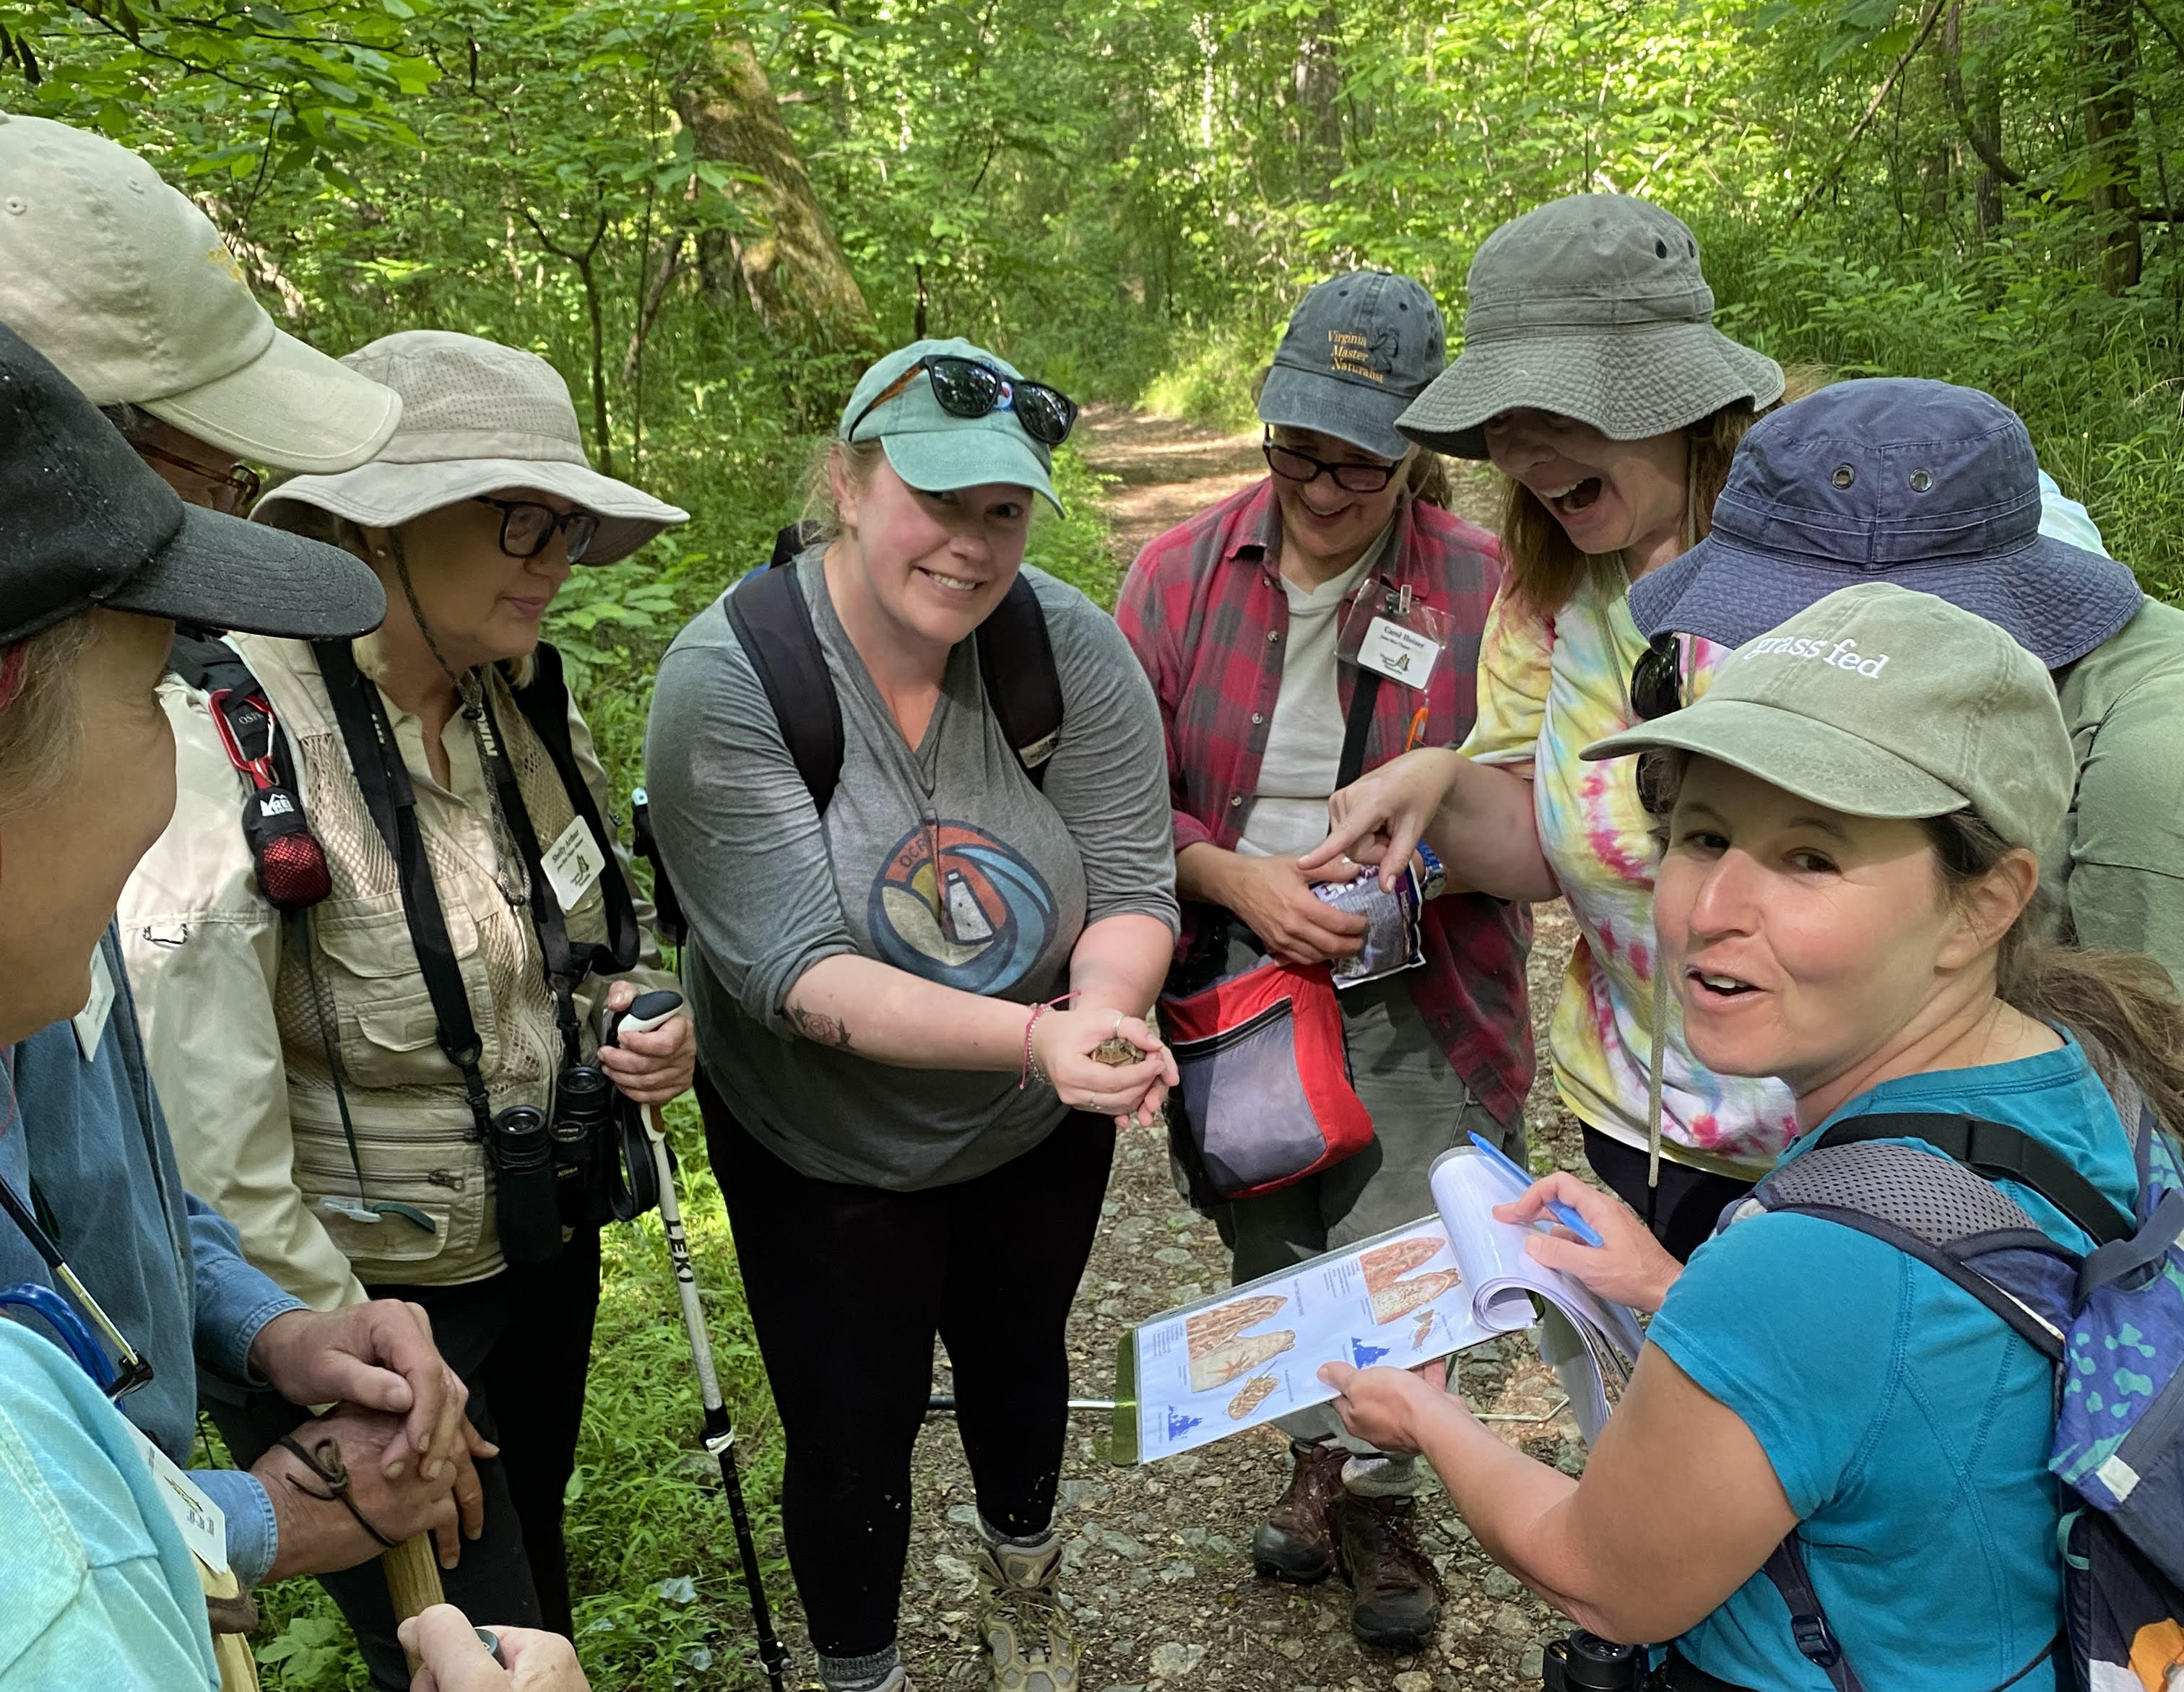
[254,331,688,564]
[0,112,401,474]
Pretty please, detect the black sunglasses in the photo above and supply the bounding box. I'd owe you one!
[846,355,1078,448]
[473,496,600,564]
[1262,430,1400,493]
[1629,631,1684,721]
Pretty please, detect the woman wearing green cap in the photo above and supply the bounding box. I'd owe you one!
[1319,578,2178,1692]
[645,338,1181,1692]
[1308,194,2102,1257]
[1116,272,1530,1651]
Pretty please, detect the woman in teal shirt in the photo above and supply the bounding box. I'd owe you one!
[1318,570,2171,1686]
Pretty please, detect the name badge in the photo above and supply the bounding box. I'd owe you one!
[542,815,607,913]
[124,1422,230,1576]
[73,946,116,1063]
[1336,580,1452,695]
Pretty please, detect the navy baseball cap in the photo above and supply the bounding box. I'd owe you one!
[1629,377,2141,669]
[1258,271,1446,461]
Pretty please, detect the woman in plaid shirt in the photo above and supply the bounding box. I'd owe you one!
[1115,272,1533,1654]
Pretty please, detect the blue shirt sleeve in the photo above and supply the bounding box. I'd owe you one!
[1647,1212,1909,1517]
[186,1189,303,1383]
[191,1467,278,1590]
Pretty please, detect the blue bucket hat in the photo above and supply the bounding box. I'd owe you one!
[1628,377,2141,669]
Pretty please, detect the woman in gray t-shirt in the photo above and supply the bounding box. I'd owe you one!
[645,338,1179,1692]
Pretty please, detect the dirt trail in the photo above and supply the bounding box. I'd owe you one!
[874,411,1592,1692]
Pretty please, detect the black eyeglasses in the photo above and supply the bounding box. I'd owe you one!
[473,496,600,565]
[134,441,263,516]
[1262,430,1400,493]
[846,355,1078,448]
[1629,631,1684,721]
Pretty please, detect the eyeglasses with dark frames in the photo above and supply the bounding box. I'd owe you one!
[472,496,601,565]
[133,441,263,517]
[1261,430,1400,494]
[845,355,1078,449]
[1629,630,1684,721]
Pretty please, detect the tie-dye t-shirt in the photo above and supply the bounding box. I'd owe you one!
[1460,572,1800,1174]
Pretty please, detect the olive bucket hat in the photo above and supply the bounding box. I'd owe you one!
[839,337,1070,514]
[1397,194,1785,461]
[1628,378,2143,670]
[1257,271,1447,461]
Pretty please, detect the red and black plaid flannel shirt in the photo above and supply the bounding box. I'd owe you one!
[1114,477,1534,1127]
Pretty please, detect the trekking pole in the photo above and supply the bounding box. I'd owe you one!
[384,1535,444,1674]
[610,991,792,1692]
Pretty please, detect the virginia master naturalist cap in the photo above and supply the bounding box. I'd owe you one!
[1584,581,2074,853]
[0,321,387,648]
[0,112,401,474]
[1397,194,1784,461]
[1626,377,2143,670]
[838,337,1062,514]
[1257,271,1447,461]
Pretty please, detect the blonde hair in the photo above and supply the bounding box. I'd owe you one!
[0,616,95,813]
[1499,365,1829,616]
[800,438,888,540]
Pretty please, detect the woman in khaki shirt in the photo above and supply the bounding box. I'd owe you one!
[121,330,693,1688]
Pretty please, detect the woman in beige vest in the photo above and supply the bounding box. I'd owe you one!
[122,330,693,1689]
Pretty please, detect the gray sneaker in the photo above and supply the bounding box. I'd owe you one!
[976,1537,1082,1692]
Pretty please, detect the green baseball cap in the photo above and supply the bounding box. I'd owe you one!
[1583,582,2073,852]
[838,337,1062,514]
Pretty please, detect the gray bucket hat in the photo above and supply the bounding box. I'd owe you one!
[1257,271,1447,461]
[1397,194,1785,460]
[254,331,688,564]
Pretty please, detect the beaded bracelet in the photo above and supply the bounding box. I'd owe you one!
[1019,991,1080,1090]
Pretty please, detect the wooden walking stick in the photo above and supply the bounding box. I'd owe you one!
[384,1533,446,1673]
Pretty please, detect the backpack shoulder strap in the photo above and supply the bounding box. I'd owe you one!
[725,548,846,815]
[169,631,301,793]
[974,572,1065,789]
[1816,1112,2137,1248]
[505,641,641,976]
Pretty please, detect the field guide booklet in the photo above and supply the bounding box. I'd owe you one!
[1110,1145,1646,1465]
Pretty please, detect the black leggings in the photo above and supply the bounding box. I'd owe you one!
[1582,1126,1754,1263]
[210,1228,601,1688]
[699,1073,1114,1660]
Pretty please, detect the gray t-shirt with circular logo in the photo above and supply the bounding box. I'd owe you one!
[646,555,1179,1189]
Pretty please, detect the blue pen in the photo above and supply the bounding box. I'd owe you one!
[1468,1132,1606,1248]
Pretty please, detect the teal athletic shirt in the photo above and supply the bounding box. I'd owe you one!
[0,1319,217,1690]
[1648,1036,2138,1691]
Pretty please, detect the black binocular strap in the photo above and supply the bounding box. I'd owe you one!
[1335,667,1382,792]
[315,640,496,1143]
[505,643,641,981]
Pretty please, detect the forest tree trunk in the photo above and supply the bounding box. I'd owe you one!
[2076,0,2144,290]
[1294,3,1345,198]
[1944,1,2007,236]
[675,33,872,345]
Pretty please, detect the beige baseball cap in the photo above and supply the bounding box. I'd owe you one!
[0,113,400,474]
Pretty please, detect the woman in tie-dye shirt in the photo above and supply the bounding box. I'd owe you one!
[1311,192,2107,1256]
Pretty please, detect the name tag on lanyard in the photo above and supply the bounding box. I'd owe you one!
[541,815,607,912]
[73,945,116,1063]
[1336,580,1452,693]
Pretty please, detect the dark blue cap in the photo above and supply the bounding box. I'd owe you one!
[1629,377,2141,669]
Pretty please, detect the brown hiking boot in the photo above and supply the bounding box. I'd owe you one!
[1334,1491,1444,1650]
[1251,1439,1346,1583]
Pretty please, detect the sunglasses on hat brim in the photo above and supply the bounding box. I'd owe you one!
[846,355,1078,449]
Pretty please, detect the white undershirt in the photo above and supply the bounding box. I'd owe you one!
[1236,524,1395,861]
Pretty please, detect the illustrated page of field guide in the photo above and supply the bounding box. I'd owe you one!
[1113,1147,1647,1463]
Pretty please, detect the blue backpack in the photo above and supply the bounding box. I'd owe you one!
[1719,1064,2184,1692]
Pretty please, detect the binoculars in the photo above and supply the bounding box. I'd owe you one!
[1543,1631,1649,1691]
